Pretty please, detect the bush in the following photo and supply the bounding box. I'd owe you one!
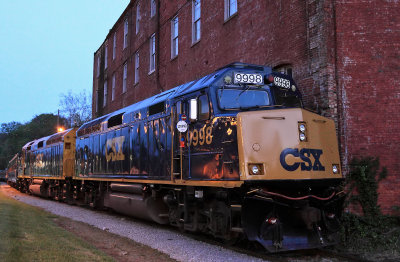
[340,157,399,255]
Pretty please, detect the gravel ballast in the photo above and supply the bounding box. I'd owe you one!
[1,185,268,262]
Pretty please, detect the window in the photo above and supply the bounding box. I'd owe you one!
[149,34,156,72]
[108,113,124,128]
[225,0,237,20]
[217,89,271,110]
[135,51,139,84]
[96,54,101,77]
[171,16,179,58]
[149,101,165,116]
[113,32,116,60]
[176,101,182,119]
[96,88,99,112]
[198,94,210,120]
[274,64,293,77]
[192,0,201,43]
[124,19,128,49]
[123,63,127,93]
[136,5,140,34]
[111,74,116,101]
[150,0,156,17]
[103,81,108,107]
[104,42,108,69]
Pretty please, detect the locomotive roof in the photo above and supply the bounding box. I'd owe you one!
[24,129,73,151]
[46,128,73,145]
[22,140,36,150]
[77,62,273,136]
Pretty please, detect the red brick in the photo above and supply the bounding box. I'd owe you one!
[92,0,400,215]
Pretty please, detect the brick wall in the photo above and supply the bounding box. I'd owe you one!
[335,0,400,214]
[92,0,400,214]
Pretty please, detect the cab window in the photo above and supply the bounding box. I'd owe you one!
[176,101,182,116]
[198,94,210,121]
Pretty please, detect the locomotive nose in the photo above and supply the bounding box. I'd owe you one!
[236,108,342,181]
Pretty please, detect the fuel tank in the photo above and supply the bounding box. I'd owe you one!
[237,108,342,180]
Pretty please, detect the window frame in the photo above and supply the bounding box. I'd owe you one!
[122,63,127,93]
[136,5,140,34]
[111,73,116,101]
[96,88,99,112]
[171,16,179,58]
[104,42,108,69]
[273,64,293,77]
[103,81,108,107]
[198,94,210,121]
[113,32,116,60]
[96,54,101,77]
[123,18,128,49]
[149,34,156,73]
[150,0,156,18]
[135,51,139,84]
[192,0,201,44]
[224,0,237,21]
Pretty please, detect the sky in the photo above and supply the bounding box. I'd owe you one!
[0,0,130,125]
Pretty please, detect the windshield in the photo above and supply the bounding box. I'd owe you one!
[218,88,271,109]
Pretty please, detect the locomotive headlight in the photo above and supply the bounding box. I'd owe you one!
[248,164,263,176]
[298,122,307,142]
[299,124,306,133]
[332,164,339,174]
[252,165,260,175]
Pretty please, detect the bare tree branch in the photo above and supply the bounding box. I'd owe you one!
[59,90,92,127]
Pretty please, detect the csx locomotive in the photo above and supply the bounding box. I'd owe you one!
[8,63,344,252]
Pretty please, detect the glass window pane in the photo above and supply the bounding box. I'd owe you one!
[196,21,201,40]
[194,0,201,20]
[199,94,209,120]
[230,0,237,16]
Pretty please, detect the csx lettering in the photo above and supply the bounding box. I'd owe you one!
[280,148,325,172]
[105,136,125,162]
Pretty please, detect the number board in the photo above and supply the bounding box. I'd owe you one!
[273,76,291,89]
[234,73,263,84]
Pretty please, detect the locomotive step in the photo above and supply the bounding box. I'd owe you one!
[230,204,242,211]
[231,227,244,233]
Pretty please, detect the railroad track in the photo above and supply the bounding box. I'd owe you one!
[3,183,368,262]
[177,229,369,262]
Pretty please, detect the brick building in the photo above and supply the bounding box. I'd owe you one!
[92,0,400,214]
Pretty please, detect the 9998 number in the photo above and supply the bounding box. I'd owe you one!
[187,126,213,146]
[234,73,263,84]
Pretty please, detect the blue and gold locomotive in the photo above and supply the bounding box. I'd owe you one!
[10,63,344,251]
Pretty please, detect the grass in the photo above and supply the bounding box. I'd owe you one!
[0,190,115,262]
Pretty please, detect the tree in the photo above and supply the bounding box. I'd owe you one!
[26,114,63,139]
[0,114,65,170]
[59,89,92,127]
[1,121,22,134]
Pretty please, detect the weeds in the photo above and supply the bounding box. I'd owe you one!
[339,157,400,257]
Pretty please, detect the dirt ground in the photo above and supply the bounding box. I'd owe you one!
[54,216,177,262]
[0,184,176,262]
